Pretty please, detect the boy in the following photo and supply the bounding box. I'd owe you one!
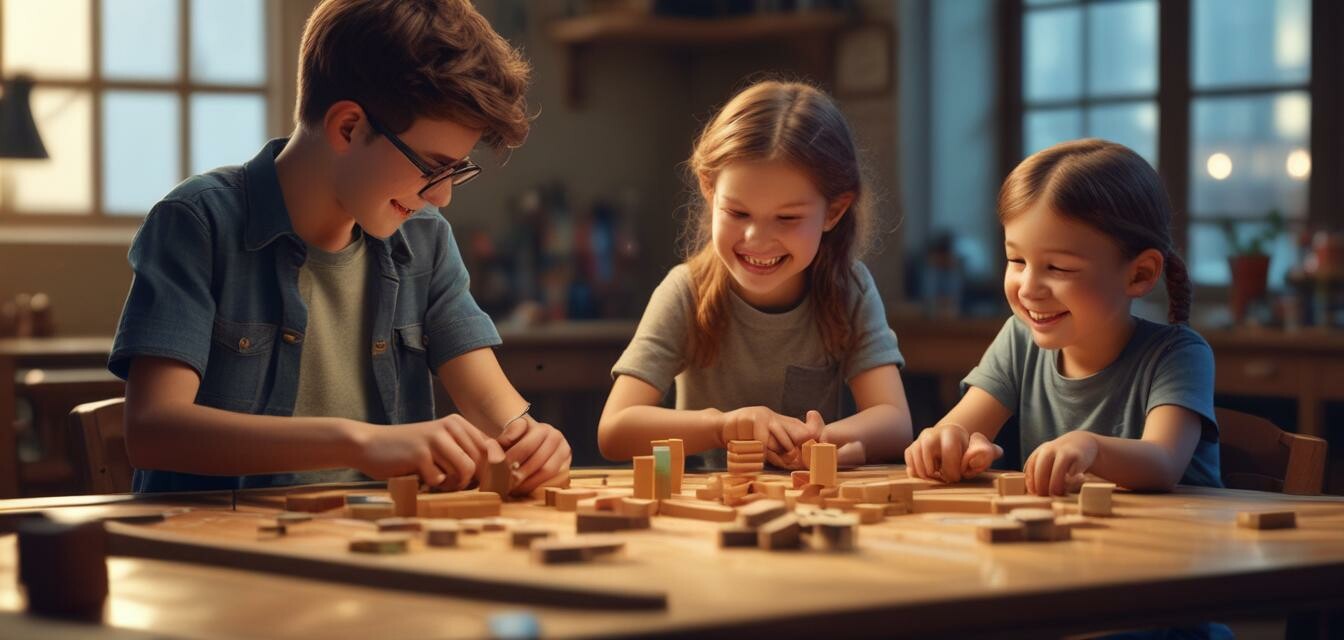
[109,0,570,494]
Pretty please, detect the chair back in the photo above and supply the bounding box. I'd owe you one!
[68,397,132,494]
[1217,407,1326,495]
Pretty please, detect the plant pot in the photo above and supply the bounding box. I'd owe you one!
[1228,254,1270,324]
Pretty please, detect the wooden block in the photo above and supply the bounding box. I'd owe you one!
[723,481,750,497]
[757,513,801,550]
[652,446,672,500]
[425,522,459,547]
[737,499,788,528]
[284,490,347,513]
[823,497,859,511]
[695,487,722,501]
[531,538,625,564]
[348,503,395,521]
[387,475,420,517]
[752,481,786,500]
[480,517,510,532]
[813,516,857,551]
[883,502,910,516]
[727,461,762,475]
[577,511,651,533]
[375,517,422,533]
[976,521,1026,544]
[995,472,1027,497]
[1079,482,1116,517]
[718,524,758,547]
[839,483,866,500]
[275,512,312,525]
[1237,510,1297,530]
[553,489,599,512]
[479,450,513,498]
[16,519,109,620]
[575,494,624,514]
[913,493,995,514]
[349,534,410,554]
[784,489,801,511]
[617,497,659,518]
[728,451,765,464]
[722,475,752,487]
[854,504,885,524]
[819,487,841,499]
[543,486,562,507]
[727,440,763,454]
[632,456,654,500]
[727,492,765,507]
[652,438,685,493]
[991,495,1055,515]
[800,440,816,468]
[658,499,736,523]
[1008,508,1057,541]
[888,478,938,504]
[510,527,554,548]
[791,470,811,488]
[417,491,502,519]
[810,443,837,487]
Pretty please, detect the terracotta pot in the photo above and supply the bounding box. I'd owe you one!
[1228,254,1270,323]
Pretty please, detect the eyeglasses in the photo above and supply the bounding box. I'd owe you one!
[363,108,482,199]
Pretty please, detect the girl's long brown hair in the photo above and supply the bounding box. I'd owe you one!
[998,138,1192,324]
[683,80,873,366]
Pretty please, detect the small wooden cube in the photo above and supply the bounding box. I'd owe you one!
[995,473,1027,497]
[1079,482,1116,517]
[425,522,460,547]
[1237,510,1297,530]
[387,475,421,517]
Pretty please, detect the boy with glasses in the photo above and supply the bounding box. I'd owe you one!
[109,0,571,495]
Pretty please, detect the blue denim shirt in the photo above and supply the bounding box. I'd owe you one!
[110,138,502,492]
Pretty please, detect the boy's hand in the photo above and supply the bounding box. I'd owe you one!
[1024,430,1098,496]
[496,415,572,495]
[355,415,490,490]
[719,406,812,466]
[904,423,1003,483]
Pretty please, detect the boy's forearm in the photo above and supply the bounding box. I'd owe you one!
[1087,433,1186,491]
[436,348,528,438]
[597,406,723,460]
[825,404,913,463]
[126,402,364,476]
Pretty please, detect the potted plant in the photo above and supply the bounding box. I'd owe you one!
[1221,209,1285,324]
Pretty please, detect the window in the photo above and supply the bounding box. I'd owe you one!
[1007,0,1341,290]
[0,0,270,222]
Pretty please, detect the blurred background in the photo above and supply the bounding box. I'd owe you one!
[0,0,1340,497]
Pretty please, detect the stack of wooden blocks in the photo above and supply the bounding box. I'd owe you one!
[723,440,764,505]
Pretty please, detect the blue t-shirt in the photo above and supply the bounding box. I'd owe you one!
[961,316,1222,488]
[110,139,501,492]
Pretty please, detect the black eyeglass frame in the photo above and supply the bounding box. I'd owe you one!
[362,108,482,198]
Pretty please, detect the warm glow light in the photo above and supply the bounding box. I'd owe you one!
[1286,149,1311,180]
[1207,153,1233,180]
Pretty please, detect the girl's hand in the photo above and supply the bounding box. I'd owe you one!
[1024,430,1099,496]
[719,406,811,464]
[354,414,490,490]
[496,414,573,495]
[904,423,1002,483]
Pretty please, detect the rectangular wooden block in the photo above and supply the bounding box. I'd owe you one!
[728,451,765,464]
[976,520,1026,544]
[349,534,410,554]
[510,527,553,548]
[727,440,764,454]
[822,497,859,511]
[543,486,562,507]
[1008,508,1058,541]
[375,517,422,532]
[887,478,938,504]
[810,443,837,487]
[718,524,758,548]
[913,493,995,514]
[552,489,598,512]
[757,513,801,550]
[652,446,672,500]
[417,491,502,519]
[531,538,625,564]
[617,497,659,518]
[1237,510,1297,530]
[854,504,885,524]
[348,503,395,521]
[737,499,788,528]
[651,438,685,494]
[576,494,624,513]
[752,481,786,500]
[991,495,1055,515]
[813,517,857,551]
[727,461,762,476]
[479,456,513,498]
[839,483,866,500]
[995,473,1027,497]
[658,499,737,522]
[695,487,722,501]
[632,456,654,500]
[577,511,651,533]
[387,475,420,517]
[425,522,460,547]
[1079,482,1116,517]
[284,490,348,513]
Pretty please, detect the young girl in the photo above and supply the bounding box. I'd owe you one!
[905,138,1221,495]
[598,81,913,469]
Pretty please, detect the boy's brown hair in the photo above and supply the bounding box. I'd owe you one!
[297,0,531,150]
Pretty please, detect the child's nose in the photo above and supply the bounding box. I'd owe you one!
[1019,267,1049,298]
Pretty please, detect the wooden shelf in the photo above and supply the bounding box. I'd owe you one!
[548,10,847,46]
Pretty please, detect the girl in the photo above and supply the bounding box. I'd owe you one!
[598,80,913,468]
[905,138,1221,495]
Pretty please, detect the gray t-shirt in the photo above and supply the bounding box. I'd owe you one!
[613,262,904,423]
[962,316,1221,487]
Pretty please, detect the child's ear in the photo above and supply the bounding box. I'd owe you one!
[823,192,855,231]
[323,100,364,153]
[697,174,715,203]
[1125,248,1164,297]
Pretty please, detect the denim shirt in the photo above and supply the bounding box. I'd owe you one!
[110,138,502,492]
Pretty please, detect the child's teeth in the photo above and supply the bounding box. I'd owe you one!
[744,255,782,267]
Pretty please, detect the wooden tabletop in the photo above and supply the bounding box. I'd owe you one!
[1,468,1342,638]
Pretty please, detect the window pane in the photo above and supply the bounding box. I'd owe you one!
[190,0,265,84]
[1193,0,1310,89]
[1189,221,1296,287]
[1190,92,1309,220]
[1088,102,1158,166]
[1024,108,1082,157]
[1024,7,1081,103]
[2,0,91,78]
[1,89,93,214]
[1088,0,1157,97]
[102,0,179,80]
[190,93,267,174]
[102,91,181,215]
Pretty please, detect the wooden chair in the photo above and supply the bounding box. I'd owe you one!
[67,397,132,494]
[1217,407,1327,495]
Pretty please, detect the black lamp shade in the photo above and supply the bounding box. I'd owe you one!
[0,75,48,159]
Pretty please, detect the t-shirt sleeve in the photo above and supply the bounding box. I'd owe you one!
[610,267,694,393]
[108,200,217,380]
[960,317,1022,413]
[425,223,501,370]
[1147,331,1218,442]
[842,263,904,380]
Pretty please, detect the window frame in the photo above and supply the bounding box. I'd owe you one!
[0,0,279,227]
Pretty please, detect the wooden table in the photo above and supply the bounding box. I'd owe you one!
[1,469,1342,638]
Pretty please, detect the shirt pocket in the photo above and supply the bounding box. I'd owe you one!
[395,323,431,370]
[198,318,277,410]
[782,363,841,421]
